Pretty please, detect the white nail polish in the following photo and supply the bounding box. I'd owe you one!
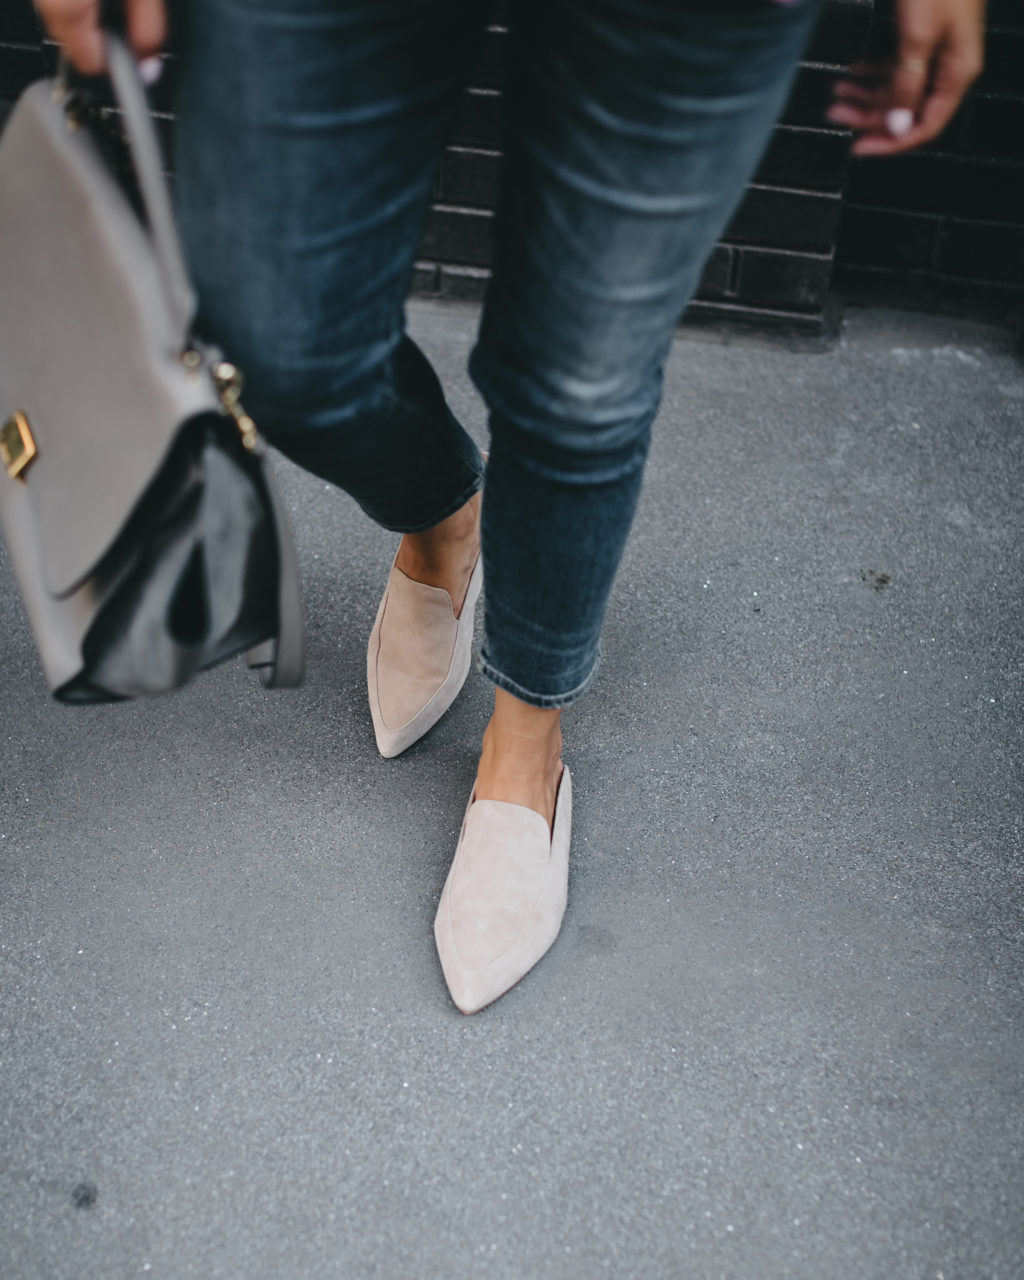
[138,56,163,86]
[886,108,914,137]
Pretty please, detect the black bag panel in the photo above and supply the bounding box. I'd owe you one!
[66,416,279,702]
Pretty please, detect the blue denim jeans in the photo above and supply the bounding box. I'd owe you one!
[173,0,823,708]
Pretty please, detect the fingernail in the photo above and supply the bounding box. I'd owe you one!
[138,56,163,86]
[886,108,914,137]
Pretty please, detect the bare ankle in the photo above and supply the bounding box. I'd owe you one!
[474,689,564,828]
[395,492,481,616]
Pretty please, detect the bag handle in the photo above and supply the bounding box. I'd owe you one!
[102,33,197,342]
[58,31,197,342]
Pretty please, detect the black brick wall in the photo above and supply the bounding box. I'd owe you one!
[0,0,42,104]
[834,0,1024,316]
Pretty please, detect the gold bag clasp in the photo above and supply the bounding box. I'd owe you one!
[1,411,37,480]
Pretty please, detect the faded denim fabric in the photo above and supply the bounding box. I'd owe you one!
[174,0,823,707]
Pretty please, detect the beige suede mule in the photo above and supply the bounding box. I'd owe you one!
[434,766,572,1015]
[367,553,483,758]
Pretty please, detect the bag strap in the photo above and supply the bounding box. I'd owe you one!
[99,33,198,342]
[247,471,306,689]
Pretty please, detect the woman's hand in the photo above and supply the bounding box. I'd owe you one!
[34,0,166,76]
[827,0,986,155]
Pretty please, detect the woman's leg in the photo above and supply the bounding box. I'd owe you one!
[172,0,486,535]
[174,0,489,755]
[434,0,826,1013]
[471,0,826,821]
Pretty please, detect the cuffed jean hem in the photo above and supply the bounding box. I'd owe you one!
[477,647,601,710]
[373,470,484,535]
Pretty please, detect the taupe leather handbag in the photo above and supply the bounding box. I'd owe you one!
[0,35,304,702]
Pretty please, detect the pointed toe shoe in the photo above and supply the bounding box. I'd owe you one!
[367,553,482,758]
[434,766,572,1014]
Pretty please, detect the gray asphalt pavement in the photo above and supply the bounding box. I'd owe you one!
[1,300,1021,1279]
